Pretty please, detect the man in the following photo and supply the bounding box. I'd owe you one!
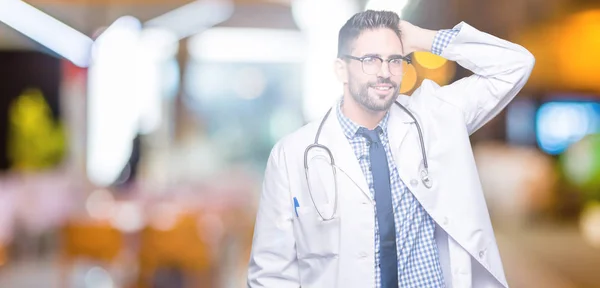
[247,10,534,288]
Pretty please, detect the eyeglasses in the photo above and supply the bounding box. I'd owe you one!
[341,54,411,76]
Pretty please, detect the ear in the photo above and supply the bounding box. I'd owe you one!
[334,58,349,84]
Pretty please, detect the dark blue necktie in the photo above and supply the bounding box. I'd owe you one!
[359,127,398,288]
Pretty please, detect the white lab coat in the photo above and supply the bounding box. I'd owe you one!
[247,22,535,288]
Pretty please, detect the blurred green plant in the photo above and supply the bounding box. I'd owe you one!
[7,88,67,171]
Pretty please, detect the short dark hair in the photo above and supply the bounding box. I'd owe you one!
[337,10,402,58]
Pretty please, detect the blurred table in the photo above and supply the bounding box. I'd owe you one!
[498,223,600,288]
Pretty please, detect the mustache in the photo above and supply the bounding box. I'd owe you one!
[368,77,397,87]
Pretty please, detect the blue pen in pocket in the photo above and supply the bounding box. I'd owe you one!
[293,197,300,217]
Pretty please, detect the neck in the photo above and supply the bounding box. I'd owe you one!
[341,93,387,130]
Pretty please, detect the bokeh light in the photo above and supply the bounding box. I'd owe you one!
[557,10,600,90]
[561,134,600,201]
[399,62,417,94]
[413,51,447,70]
[580,202,600,249]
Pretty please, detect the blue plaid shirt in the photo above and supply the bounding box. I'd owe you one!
[336,27,460,288]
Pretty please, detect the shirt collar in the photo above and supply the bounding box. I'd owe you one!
[336,98,390,139]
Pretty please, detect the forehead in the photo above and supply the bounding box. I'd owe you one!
[351,28,404,57]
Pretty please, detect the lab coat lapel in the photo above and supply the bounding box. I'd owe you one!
[320,105,372,203]
[387,97,414,161]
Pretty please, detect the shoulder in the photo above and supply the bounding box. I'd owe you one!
[408,79,463,114]
[410,79,442,105]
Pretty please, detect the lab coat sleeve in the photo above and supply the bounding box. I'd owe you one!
[430,22,535,135]
[247,141,300,287]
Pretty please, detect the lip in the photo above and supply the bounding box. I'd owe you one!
[369,86,394,96]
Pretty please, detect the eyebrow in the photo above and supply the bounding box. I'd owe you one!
[361,53,406,58]
[388,54,406,59]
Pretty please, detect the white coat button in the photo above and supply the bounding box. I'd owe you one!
[410,179,418,187]
[443,217,449,226]
[479,250,485,258]
[358,252,368,258]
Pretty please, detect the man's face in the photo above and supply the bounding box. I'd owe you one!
[345,28,405,112]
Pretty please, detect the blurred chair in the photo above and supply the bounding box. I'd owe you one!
[59,220,124,287]
[137,212,214,288]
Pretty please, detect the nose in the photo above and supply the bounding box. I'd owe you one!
[377,61,391,78]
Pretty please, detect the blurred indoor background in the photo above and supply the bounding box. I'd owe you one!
[0,0,599,287]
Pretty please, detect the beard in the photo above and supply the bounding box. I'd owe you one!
[348,75,399,112]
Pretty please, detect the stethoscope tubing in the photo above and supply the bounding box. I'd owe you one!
[303,101,430,221]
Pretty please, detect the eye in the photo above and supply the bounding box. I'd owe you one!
[389,58,404,65]
[362,57,378,64]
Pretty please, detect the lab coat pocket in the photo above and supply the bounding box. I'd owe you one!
[294,203,340,260]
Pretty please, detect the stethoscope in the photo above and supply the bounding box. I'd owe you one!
[303,101,431,221]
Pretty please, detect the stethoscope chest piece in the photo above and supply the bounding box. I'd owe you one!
[419,161,433,189]
[421,170,433,189]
